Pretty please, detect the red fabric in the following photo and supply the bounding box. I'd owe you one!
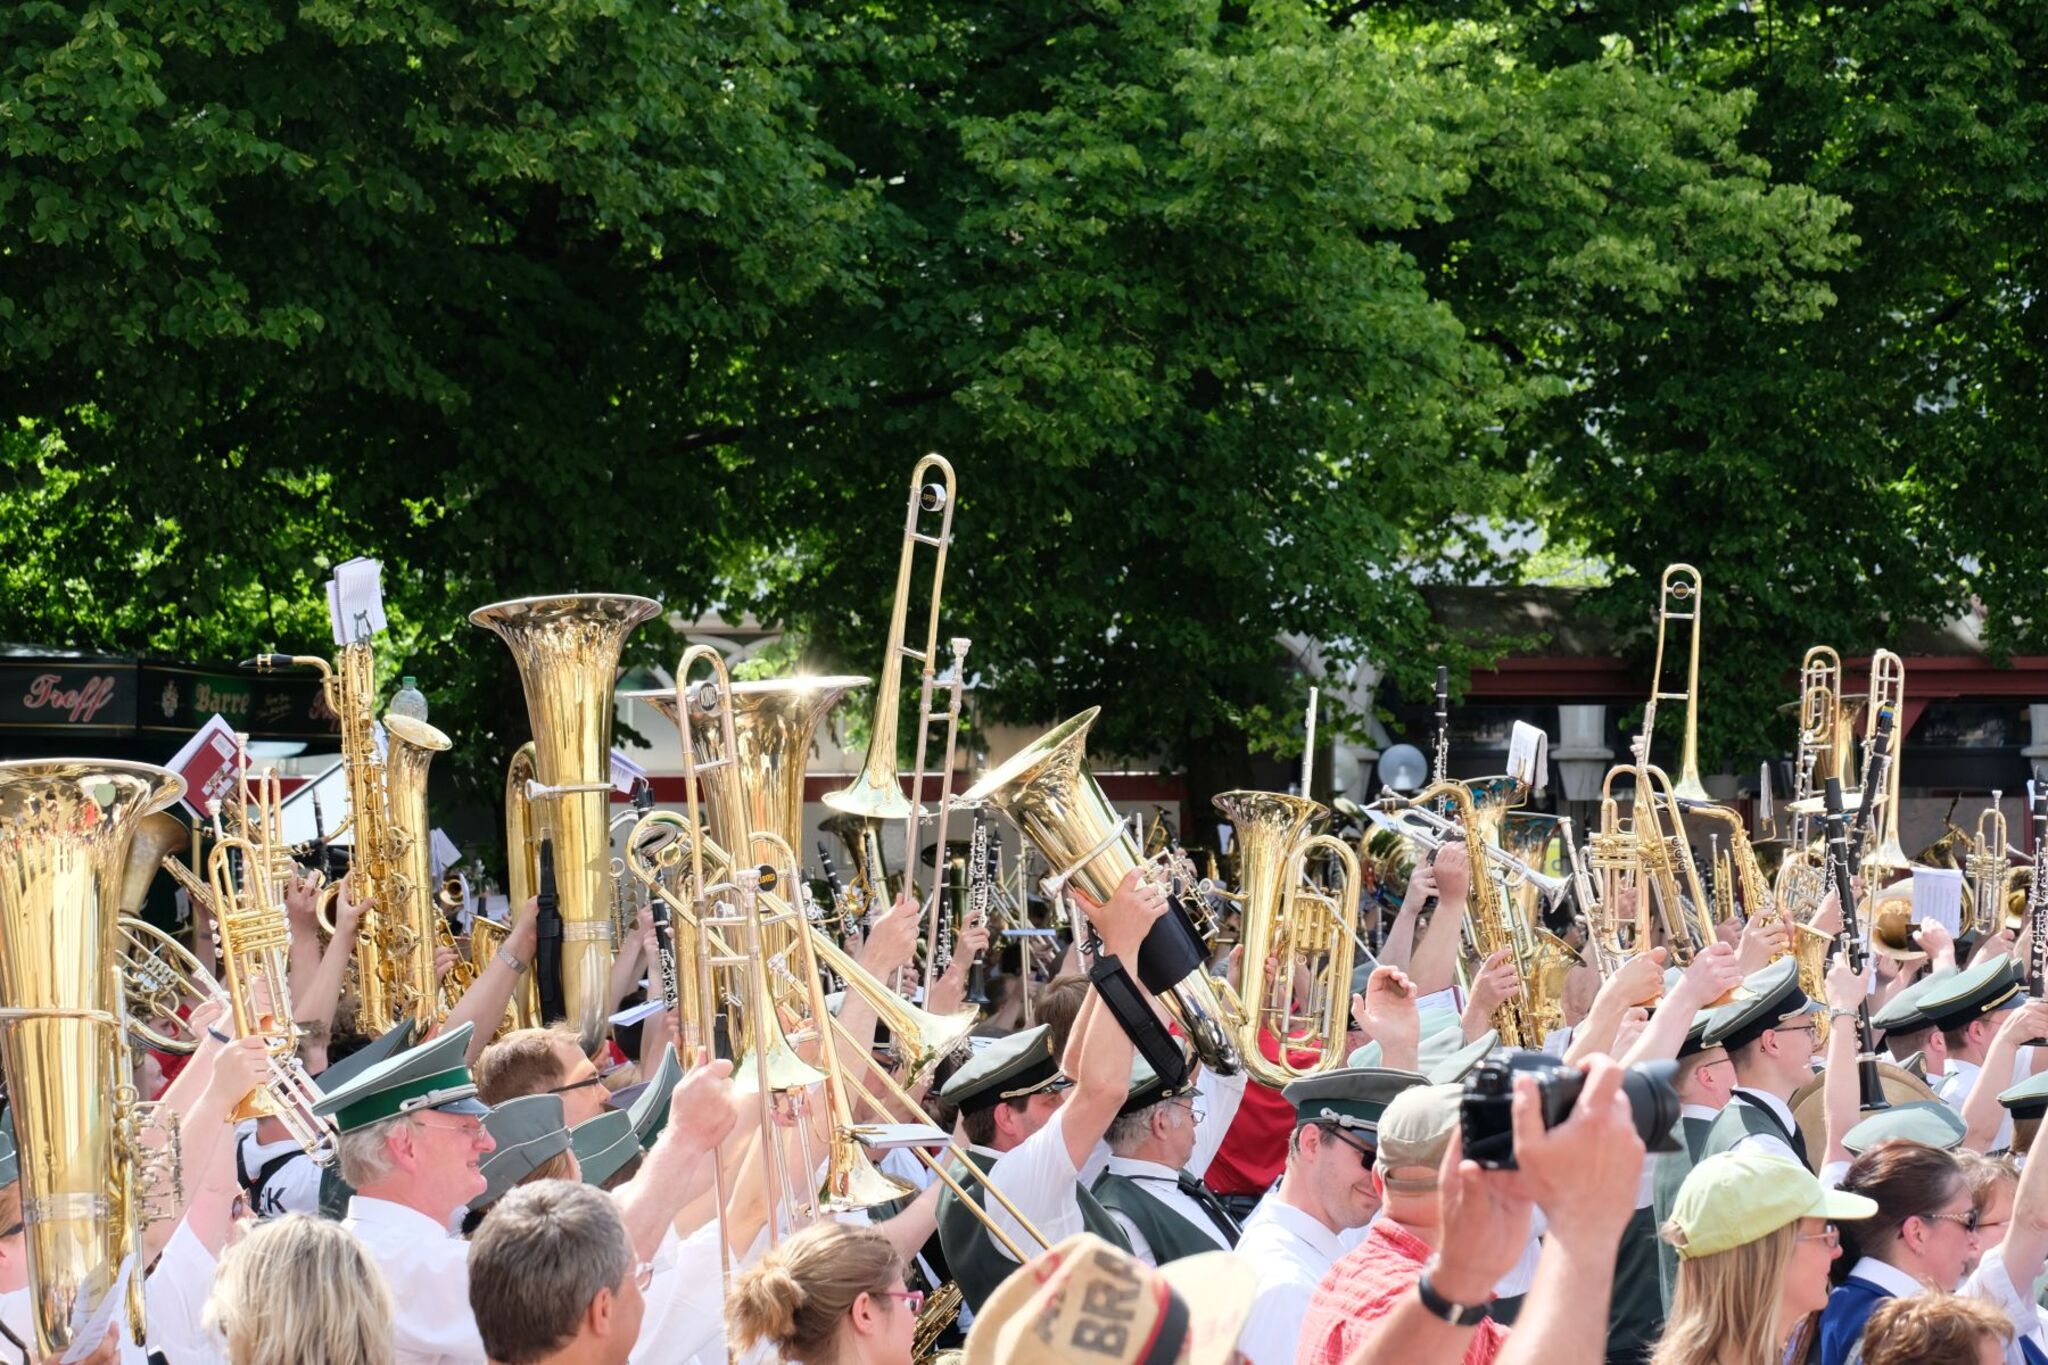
[1294,1220,1507,1365]
[1206,1027,1323,1197]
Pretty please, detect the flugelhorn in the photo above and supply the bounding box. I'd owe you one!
[826,454,957,823]
[471,592,662,1051]
[961,708,1242,1074]
[0,760,188,1355]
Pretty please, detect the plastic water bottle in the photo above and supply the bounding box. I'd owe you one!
[389,676,429,722]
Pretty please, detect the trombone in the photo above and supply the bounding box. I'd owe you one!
[1645,565,1711,803]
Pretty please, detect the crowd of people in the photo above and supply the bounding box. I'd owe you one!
[6,801,2048,1365]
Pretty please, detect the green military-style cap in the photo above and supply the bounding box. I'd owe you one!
[1704,958,1819,1052]
[471,1094,572,1211]
[625,1044,682,1151]
[1843,1101,1966,1155]
[1281,1067,1425,1138]
[573,1110,640,1187]
[312,1021,488,1133]
[1118,1057,1197,1117]
[1870,969,1957,1036]
[0,1105,16,1187]
[1916,956,2025,1032]
[1427,1031,1497,1086]
[939,1025,1063,1115]
[1678,1007,1722,1060]
[1999,1066,2048,1119]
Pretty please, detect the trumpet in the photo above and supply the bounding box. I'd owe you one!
[1965,795,2014,939]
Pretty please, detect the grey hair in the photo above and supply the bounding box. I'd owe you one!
[468,1179,633,1365]
[1106,1101,1163,1153]
[335,1115,408,1188]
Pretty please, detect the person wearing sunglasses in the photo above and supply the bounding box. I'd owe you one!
[1652,1150,1877,1365]
[727,1222,918,1365]
[1818,1139,1982,1365]
[469,1181,650,1365]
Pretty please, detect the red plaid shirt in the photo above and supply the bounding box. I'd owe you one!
[1294,1219,1508,1365]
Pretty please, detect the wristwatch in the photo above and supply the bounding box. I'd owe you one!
[496,946,529,975]
[1416,1266,1489,1327]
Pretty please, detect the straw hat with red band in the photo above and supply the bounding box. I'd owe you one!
[965,1233,1253,1365]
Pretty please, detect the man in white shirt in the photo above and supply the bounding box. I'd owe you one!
[316,1021,498,1365]
[1923,956,2031,1151]
[1231,1067,1423,1365]
[1700,957,1825,1165]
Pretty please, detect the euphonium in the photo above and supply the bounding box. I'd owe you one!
[471,592,662,1051]
[0,760,186,1355]
[380,714,454,1032]
[961,708,1243,1074]
[826,454,957,822]
[1210,791,1360,1086]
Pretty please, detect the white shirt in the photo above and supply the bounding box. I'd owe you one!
[235,1126,323,1218]
[1725,1087,1804,1166]
[1964,1242,2047,1365]
[975,1104,1111,1264]
[629,1223,730,1365]
[1939,1056,2018,1151]
[1189,1067,1249,1178]
[0,1286,149,1363]
[1100,1156,1233,1264]
[343,1195,486,1364]
[141,1218,224,1365]
[1845,1253,1927,1299]
[1233,1200,1352,1365]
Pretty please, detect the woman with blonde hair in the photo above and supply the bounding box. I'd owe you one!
[727,1221,917,1365]
[201,1214,393,1365]
[1652,1151,1876,1365]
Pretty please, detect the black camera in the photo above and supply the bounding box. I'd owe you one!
[1461,1050,1683,1170]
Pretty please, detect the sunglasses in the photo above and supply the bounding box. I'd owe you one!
[1318,1124,1376,1166]
[1919,1208,1981,1234]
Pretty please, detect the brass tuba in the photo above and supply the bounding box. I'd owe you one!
[1210,791,1360,1086]
[0,760,187,1355]
[471,592,662,1051]
[961,708,1242,1074]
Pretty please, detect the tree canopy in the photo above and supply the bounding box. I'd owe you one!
[3,0,2042,809]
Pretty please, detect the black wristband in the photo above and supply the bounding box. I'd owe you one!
[1088,953,1189,1089]
[1416,1266,1488,1327]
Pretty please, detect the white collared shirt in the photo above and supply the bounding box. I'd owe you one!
[1964,1242,2047,1365]
[140,1217,224,1365]
[1100,1156,1233,1264]
[1845,1253,1929,1300]
[0,1286,151,1364]
[1233,1199,1353,1365]
[344,1195,486,1364]
[1726,1086,1804,1166]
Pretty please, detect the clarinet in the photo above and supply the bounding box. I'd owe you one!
[535,838,566,1024]
[1432,665,1451,783]
[2029,788,2048,995]
[1824,773,1889,1112]
[965,812,992,1007]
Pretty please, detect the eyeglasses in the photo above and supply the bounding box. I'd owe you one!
[1796,1225,1841,1248]
[410,1112,487,1140]
[1318,1125,1376,1167]
[875,1289,926,1315]
[631,1261,654,1292]
[548,1073,605,1097]
[1920,1209,1981,1233]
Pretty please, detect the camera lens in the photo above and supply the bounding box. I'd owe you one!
[1622,1060,1684,1154]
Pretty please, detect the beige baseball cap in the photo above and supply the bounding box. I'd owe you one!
[965,1234,1253,1365]
[1373,1083,1462,1195]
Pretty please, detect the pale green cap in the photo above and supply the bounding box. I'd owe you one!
[1668,1150,1876,1259]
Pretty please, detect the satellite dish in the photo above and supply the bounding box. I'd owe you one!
[1379,744,1429,793]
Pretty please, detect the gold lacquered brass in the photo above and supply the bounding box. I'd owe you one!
[472,593,662,1050]
[0,759,184,1355]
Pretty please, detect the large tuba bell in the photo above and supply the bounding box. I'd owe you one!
[961,708,1242,1074]
[1210,791,1359,1086]
[0,760,187,1355]
[472,593,662,1051]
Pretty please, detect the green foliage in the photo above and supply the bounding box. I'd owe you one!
[11,0,2029,815]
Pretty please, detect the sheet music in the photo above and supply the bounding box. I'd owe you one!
[1507,721,1550,794]
[1910,865,1964,939]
